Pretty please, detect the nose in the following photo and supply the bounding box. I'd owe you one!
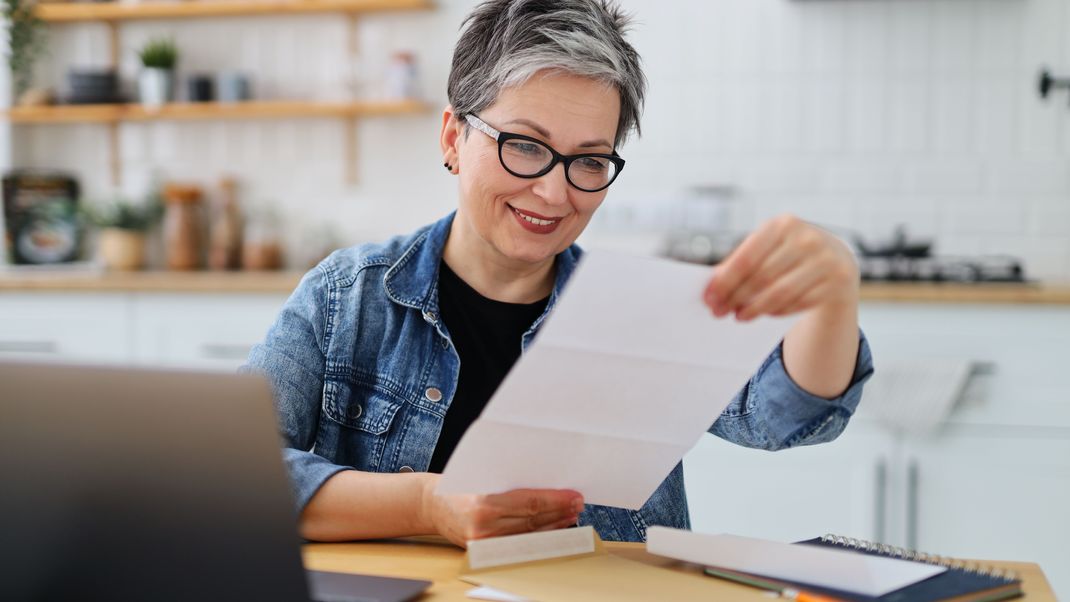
[529,161,570,206]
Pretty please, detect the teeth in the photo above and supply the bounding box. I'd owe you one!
[513,207,557,226]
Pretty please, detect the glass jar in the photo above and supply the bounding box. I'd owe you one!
[162,183,204,270]
[242,209,284,271]
[208,177,243,271]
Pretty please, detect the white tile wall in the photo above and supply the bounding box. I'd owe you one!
[3,0,1069,279]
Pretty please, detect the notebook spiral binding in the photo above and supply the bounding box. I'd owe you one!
[819,535,1019,582]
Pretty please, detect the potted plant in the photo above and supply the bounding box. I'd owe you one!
[3,0,48,106]
[137,37,177,109]
[84,196,162,270]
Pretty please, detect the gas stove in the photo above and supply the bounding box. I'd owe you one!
[848,225,1028,283]
[858,255,1026,283]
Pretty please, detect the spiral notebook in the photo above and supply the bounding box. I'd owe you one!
[704,534,1023,602]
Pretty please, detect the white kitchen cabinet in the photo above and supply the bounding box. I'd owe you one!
[860,302,1070,596]
[131,293,287,371]
[906,429,1070,595]
[859,303,1070,428]
[0,291,286,370]
[0,292,132,363]
[685,421,895,543]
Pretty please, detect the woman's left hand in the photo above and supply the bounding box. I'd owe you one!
[703,214,859,321]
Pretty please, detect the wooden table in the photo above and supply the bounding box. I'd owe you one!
[303,537,1058,601]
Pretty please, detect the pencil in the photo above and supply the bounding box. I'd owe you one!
[780,587,847,602]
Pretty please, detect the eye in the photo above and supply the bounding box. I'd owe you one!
[575,157,609,173]
[505,141,544,156]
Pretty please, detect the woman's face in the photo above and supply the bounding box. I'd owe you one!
[445,71,622,266]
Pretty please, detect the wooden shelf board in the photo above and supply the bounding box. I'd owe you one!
[35,0,433,23]
[4,99,426,124]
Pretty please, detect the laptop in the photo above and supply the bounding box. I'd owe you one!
[0,361,430,602]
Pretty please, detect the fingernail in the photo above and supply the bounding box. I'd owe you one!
[572,499,584,514]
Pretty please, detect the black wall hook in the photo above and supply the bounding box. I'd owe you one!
[1039,68,1070,106]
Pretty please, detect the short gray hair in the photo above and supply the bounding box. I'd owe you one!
[448,0,646,147]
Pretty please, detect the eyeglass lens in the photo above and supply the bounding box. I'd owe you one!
[500,139,619,192]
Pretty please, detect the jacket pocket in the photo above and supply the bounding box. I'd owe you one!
[321,377,404,435]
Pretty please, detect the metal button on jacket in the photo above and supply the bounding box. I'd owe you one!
[424,387,443,402]
[398,466,415,473]
[347,405,362,419]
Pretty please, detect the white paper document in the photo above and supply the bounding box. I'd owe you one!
[466,586,531,602]
[646,528,946,597]
[437,251,794,509]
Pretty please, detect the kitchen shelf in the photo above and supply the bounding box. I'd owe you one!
[4,99,427,184]
[34,0,433,23]
[6,0,432,185]
[4,99,426,124]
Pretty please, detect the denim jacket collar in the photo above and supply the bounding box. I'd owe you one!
[382,213,451,314]
[382,211,583,338]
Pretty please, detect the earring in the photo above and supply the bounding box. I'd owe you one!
[444,162,453,172]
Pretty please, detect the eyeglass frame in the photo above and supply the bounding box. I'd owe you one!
[463,114,626,193]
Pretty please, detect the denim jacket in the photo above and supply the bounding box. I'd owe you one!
[243,212,874,542]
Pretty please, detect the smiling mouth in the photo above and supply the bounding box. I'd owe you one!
[509,205,565,226]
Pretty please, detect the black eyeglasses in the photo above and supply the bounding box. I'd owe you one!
[464,114,625,193]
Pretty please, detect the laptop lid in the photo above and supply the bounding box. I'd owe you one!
[0,361,312,602]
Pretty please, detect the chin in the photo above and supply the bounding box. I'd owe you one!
[500,242,560,265]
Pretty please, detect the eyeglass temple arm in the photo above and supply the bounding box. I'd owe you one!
[463,114,500,140]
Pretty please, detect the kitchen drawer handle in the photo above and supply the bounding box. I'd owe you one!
[907,459,920,551]
[0,341,58,354]
[874,457,887,543]
[199,343,253,360]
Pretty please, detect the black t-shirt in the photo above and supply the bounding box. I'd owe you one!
[427,260,549,473]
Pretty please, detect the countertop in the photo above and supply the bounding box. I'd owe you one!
[1,269,1070,304]
[0,269,303,293]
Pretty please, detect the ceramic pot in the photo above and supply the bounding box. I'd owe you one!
[138,67,173,109]
[98,228,147,271]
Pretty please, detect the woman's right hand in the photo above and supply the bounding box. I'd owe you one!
[421,474,584,548]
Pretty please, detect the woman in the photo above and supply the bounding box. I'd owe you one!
[244,0,873,547]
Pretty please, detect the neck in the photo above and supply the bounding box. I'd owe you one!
[442,217,555,304]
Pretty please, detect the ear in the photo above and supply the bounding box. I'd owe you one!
[439,105,463,172]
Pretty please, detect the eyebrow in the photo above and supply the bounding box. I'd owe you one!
[504,118,613,150]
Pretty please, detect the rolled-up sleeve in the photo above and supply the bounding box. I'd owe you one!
[708,330,874,451]
[240,266,352,514]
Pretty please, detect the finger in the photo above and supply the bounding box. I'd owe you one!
[535,516,581,532]
[721,242,803,314]
[495,508,580,535]
[738,264,825,321]
[467,507,579,541]
[488,488,583,518]
[704,221,784,312]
